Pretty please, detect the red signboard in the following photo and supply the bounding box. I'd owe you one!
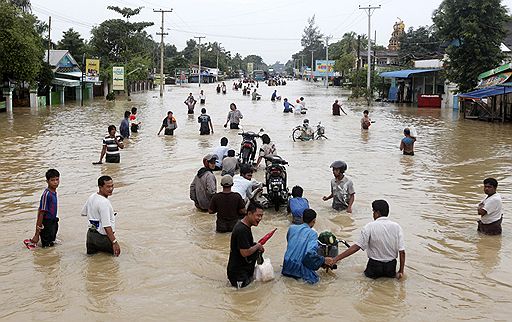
[418,94,442,108]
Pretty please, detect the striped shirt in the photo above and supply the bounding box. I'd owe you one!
[103,134,122,156]
[39,188,58,219]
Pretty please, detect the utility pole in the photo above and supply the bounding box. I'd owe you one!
[300,54,304,79]
[325,36,332,88]
[154,9,173,97]
[47,16,51,105]
[194,36,205,87]
[359,4,381,96]
[356,35,361,90]
[216,42,222,82]
[310,50,315,82]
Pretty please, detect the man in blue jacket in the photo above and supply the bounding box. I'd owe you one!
[282,209,335,284]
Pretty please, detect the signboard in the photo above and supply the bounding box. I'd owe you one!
[247,63,254,74]
[315,60,335,76]
[112,66,125,91]
[85,59,100,82]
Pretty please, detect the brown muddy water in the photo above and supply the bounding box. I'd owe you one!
[0,80,511,321]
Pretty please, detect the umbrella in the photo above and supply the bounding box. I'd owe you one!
[258,228,277,245]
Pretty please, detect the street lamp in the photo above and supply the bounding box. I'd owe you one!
[216,42,222,82]
[126,65,145,98]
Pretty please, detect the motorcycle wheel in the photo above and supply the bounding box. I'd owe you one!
[241,148,250,164]
[292,128,302,142]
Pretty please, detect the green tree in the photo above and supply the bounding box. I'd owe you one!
[57,28,86,61]
[0,1,44,84]
[301,15,325,63]
[9,0,30,12]
[432,0,508,93]
[398,26,441,66]
[243,55,267,70]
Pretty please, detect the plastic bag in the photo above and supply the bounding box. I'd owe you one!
[254,257,275,282]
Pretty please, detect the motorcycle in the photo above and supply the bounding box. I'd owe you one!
[317,231,351,270]
[264,155,289,211]
[238,129,264,165]
[292,121,327,142]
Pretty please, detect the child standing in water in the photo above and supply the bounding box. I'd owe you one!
[400,128,416,155]
[361,110,371,129]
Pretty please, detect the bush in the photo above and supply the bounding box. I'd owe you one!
[106,92,115,101]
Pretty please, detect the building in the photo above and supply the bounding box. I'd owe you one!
[388,19,405,51]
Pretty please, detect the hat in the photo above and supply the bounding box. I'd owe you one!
[330,160,347,170]
[204,154,217,162]
[220,175,233,187]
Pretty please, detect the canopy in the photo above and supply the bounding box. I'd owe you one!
[52,78,80,87]
[379,69,441,78]
[458,85,512,99]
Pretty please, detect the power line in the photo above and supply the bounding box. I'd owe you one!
[168,27,301,41]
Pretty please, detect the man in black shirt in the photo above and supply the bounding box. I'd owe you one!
[209,175,246,233]
[198,108,214,135]
[227,202,264,288]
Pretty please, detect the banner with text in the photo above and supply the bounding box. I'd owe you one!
[247,63,254,74]
[85,59,100,82]
[112,66,125,91]
[315,60,335,76]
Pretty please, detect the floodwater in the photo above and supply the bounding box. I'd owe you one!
[0,80,511,321]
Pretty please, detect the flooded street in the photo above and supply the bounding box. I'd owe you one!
[1,80,511,321]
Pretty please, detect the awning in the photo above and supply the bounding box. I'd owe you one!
[379,69,441,78]
[52,78,80,87]
[476,72,512,88]
[458,85,512,99]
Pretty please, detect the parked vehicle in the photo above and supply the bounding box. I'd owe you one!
[264,155,289,211]
[292,120,327,141]
[238,129,264,165]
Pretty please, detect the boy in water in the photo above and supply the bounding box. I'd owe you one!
[287,185,310,224]
[400,128,416,155]
[198,108,214,135]
[221,150,239,177]
[130,107,141,133]
[27,169,60,248]
[361,110,371,129]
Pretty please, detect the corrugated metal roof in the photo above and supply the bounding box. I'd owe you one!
[379,69,441,78]
[459,85,512,99]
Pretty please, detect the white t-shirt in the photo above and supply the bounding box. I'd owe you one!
[212,146,230,167]
[232,175,256,200]
[356,217,405,262]
[259,143,276,158]
[480,193,503,224]
[81,193,116,235]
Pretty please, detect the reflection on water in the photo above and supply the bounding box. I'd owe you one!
[0,80,511,320]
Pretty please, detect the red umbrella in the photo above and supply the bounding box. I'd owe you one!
[258,228,277,245]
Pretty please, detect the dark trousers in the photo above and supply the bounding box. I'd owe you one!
[164,128,174,136]
[478,216,502,235]
[131,124,138,133]
[86,228,114,255]
[228,274,253,288]
[41,217,59,247]
[364,258,397,279]
[106,154,120,163]
[229,123,239,129]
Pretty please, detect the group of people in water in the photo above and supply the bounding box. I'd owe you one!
[24,80,504,290]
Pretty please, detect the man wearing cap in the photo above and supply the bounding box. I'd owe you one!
[190,154,218,211]
[209,175,246,233]
[322,160,355,213]
[334,200,405,280]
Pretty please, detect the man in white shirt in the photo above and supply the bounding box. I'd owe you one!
[81,175,121,256]
[477,178,503,235]
[212,137,229,169]
[334,200,405,279]
[232,164,260,202]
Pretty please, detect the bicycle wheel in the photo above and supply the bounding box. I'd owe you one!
[292,128,302,142]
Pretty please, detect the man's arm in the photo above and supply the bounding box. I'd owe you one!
[347,193,355,213]
[116,137,124,149]
[240,243,264,257]
[30,210,45,243]
[334,244,361,262]
[99,145,107,163]
[104,226,120,257]
[396,250,405,279]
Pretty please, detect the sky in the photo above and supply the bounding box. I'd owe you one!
[31,0,512,65]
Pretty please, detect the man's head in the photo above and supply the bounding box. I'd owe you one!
[291,185,303,198]
[261,134,271,144]
[220,137,228,146]
[245,202,264,227]
[302,208,317,227]
[284,98,288,102]
[300,97,304,101]
[203,154,217,169]
[45,169,60,190]
[404,128,411,136]
[201,108,206,114]
[240,164,254,180]
[230,103,237,110]
[131,107,137,114]
[227,149,235,157]
[221,175,233,188]
[372,200,389,219]
[483,178,498,195]
[108,125,116,136]
[330,160,347,177]
[167,111,173,117]
[363,110,369,116]
[98,175,114,197]
[124,110,131,119]
[335,99,338,103]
